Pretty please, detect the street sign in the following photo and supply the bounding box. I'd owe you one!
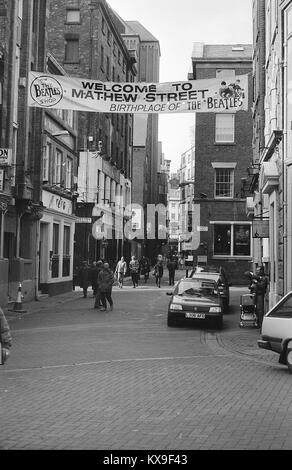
[0,148,12,166]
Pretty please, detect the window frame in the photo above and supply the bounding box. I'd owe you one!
[212,222,252,258]
[215,113,235,143]
[214,167,235,199]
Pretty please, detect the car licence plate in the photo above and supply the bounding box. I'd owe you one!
[185,312,205,319]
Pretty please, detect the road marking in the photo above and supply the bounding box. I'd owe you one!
[2,353,234,374]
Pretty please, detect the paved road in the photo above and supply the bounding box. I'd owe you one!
[1,279,292,451]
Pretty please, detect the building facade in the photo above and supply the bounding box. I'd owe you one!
[251,0,292,308]
[188,43,253,285]
[47,0,135,268]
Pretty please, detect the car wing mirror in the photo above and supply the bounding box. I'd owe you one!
[166,292,173,296]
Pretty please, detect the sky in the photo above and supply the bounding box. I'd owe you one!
[108,0,253,172]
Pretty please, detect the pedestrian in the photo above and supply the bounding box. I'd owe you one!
[90,261,99,297]
[98,262,114,311]
[167,256,176,286]
[115,256,127,288]
[129,255,140,288]
[139,256,150,283]
[78,260,90,298]
[249,266,268,329]
[94,260,104,309]
[0,307,12,365]
[154,257,164,288]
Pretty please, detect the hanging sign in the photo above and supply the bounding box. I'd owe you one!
[252,219,269,238]
[28,71,248,114]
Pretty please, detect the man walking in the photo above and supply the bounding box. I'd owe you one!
[129,255,140,288]
[167,257,176,286]
[115,256,127,288]
[98,262,114,311]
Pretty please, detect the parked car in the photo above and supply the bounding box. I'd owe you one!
[257,291,292,373]
[167,277,223,329]
[189,265,231,313]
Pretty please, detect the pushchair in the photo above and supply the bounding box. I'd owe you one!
[239,293,258,328]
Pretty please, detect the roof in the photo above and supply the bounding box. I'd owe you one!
[125,21,159,43]
[192,43,252,60]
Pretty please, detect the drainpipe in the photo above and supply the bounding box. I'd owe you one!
[282,36,288,295]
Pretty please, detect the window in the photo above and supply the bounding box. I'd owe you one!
[53,149,62,185]
[43,143,51,182]
[66,9,80,23]
[65,38,79,63]
[62,225,71,277]
[268,294,292,318]
[215,114,235,143]
[65,157,72,190]
[215,168,234,198]
[216,69,235,78]
[214,223,251,256]
[52,223,59,278]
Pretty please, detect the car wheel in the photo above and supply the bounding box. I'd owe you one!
[286,340,292,373]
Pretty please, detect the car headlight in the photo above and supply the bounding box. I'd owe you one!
[209,306,222,313]
[170,304,183,311]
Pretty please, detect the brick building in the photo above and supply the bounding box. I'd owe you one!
[187,43,253,285]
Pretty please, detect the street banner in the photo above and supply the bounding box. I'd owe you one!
[28,71,248,114]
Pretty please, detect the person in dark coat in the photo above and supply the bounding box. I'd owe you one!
[167,257,176,286]
[140,256,150,283]
[94,260,104,309]
[249,266,268,329]
[154,258,164,288]
[0,307,12,364]
[78,261,90,298]
[98,262,114,311]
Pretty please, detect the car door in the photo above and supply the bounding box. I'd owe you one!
[262,292,292,353]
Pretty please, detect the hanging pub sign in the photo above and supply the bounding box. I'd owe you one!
[28,71,248,114]
[252,219,269,238]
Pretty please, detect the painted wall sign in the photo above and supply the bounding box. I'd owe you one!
[42,190,72,215]
[28,72,248,114]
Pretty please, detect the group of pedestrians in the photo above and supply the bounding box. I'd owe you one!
[77,260,114,311]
